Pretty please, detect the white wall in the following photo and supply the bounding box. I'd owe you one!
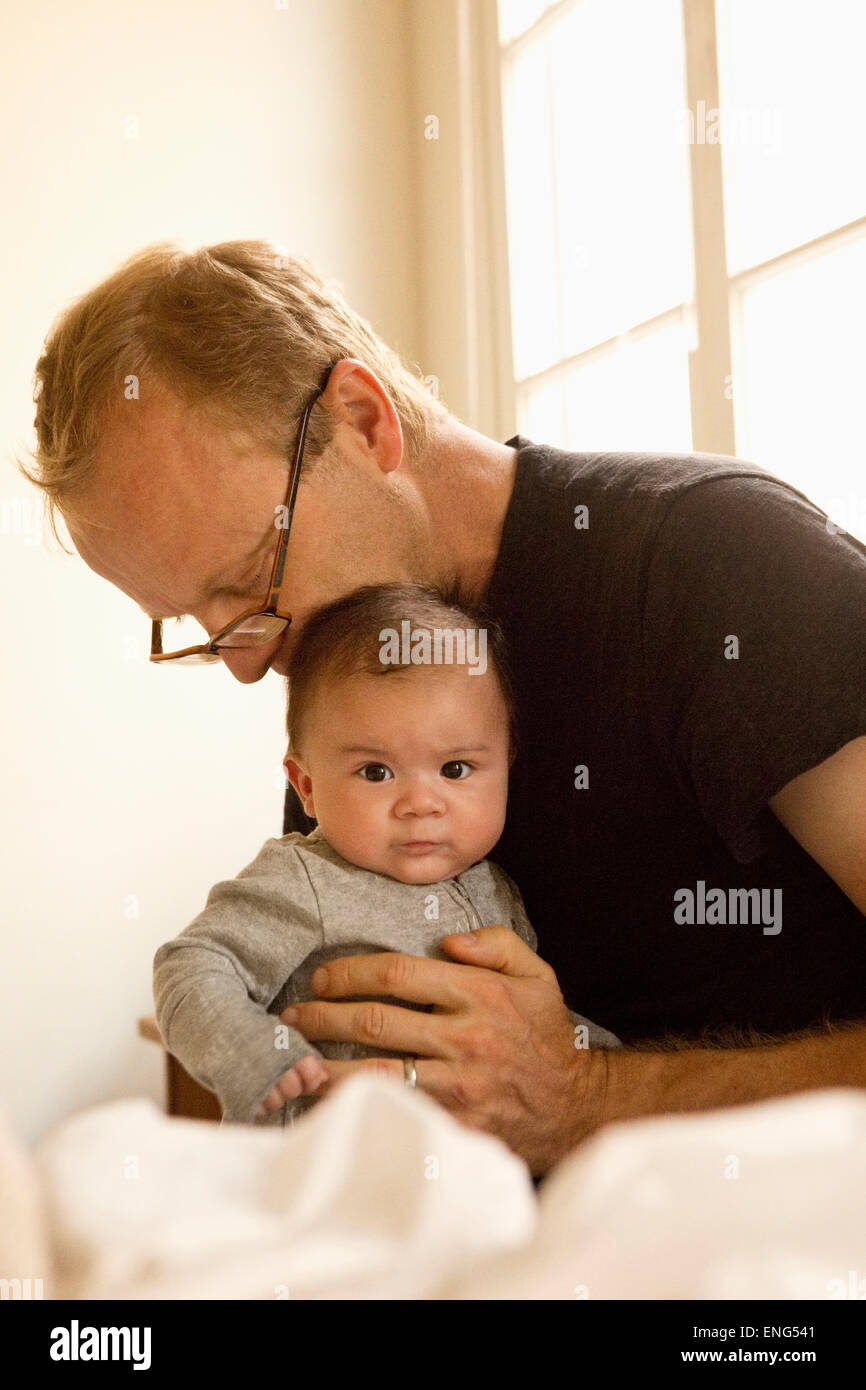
[0,0,426,1142]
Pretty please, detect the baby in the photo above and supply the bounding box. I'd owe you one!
[153,583,621,1129]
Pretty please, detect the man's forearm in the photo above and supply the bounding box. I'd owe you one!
[590,1019,866,1131]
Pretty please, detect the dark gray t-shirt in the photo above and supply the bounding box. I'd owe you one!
[286,437,866,1043]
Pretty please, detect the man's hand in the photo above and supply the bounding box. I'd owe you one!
[279,926,609,1176]
[277,926,866,1174]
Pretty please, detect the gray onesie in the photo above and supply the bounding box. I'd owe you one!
[153,826,621,1128]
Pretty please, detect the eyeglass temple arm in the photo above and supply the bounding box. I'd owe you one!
[154,364,336,641]
[270,369,332,598]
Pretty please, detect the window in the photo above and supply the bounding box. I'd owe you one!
[497,0,866,537]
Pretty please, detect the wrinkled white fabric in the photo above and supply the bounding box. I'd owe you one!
[6,1078,866,1300]
[0,1105,53,1298]
[31,1075,535,1300]
[439,1088,866,1300]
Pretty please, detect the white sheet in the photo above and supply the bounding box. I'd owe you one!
[3,1075,865,1299]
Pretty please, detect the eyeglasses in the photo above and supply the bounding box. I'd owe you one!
[150,363,335,665]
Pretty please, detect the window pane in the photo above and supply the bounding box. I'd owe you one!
[498,0,557,45]
[732,236,866,541]
[551,0,693,358]
[501,39,559,379]
[518,375,568,448]
[518,315,693,453]
[717,0,866,274]
[501,0,693,380]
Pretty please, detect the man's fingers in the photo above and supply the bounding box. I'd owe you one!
[317,1056,403,1088]
[441,923,557,983]
[305,932,546,1012]
[308,950,473,1009]
[318,1055,478,1118]
[279,997,458,1057]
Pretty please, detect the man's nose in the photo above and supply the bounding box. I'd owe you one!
[218,642,280,684]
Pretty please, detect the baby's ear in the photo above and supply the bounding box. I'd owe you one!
[284,753,315,816]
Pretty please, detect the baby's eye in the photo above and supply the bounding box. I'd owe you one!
[358,763,393,782]
[441,760,472,780]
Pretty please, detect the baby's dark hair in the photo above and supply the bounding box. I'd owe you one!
[286,582,519,762]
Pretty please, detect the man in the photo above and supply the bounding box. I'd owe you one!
[21,239,866,1176]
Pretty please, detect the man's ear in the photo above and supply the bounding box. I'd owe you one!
[284,751,315,817]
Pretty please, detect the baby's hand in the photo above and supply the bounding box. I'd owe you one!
[255,1055,329,1119]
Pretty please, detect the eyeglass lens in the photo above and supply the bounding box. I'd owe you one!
[212,613,289,649]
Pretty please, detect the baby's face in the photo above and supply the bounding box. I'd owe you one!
[285,666,511,883]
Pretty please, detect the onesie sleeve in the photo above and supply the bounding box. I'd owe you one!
[153,837,325,1123]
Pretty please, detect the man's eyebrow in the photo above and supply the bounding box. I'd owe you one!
[145,541,270,620]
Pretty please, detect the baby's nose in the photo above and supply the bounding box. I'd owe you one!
[395,779,446,813]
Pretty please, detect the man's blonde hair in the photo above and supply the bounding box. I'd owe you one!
[18,239,448,545]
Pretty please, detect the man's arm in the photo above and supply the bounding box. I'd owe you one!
[768,733,866,914]
[593,1019,866,1138]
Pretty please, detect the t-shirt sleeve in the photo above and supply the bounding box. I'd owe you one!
[641,475,866,863]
